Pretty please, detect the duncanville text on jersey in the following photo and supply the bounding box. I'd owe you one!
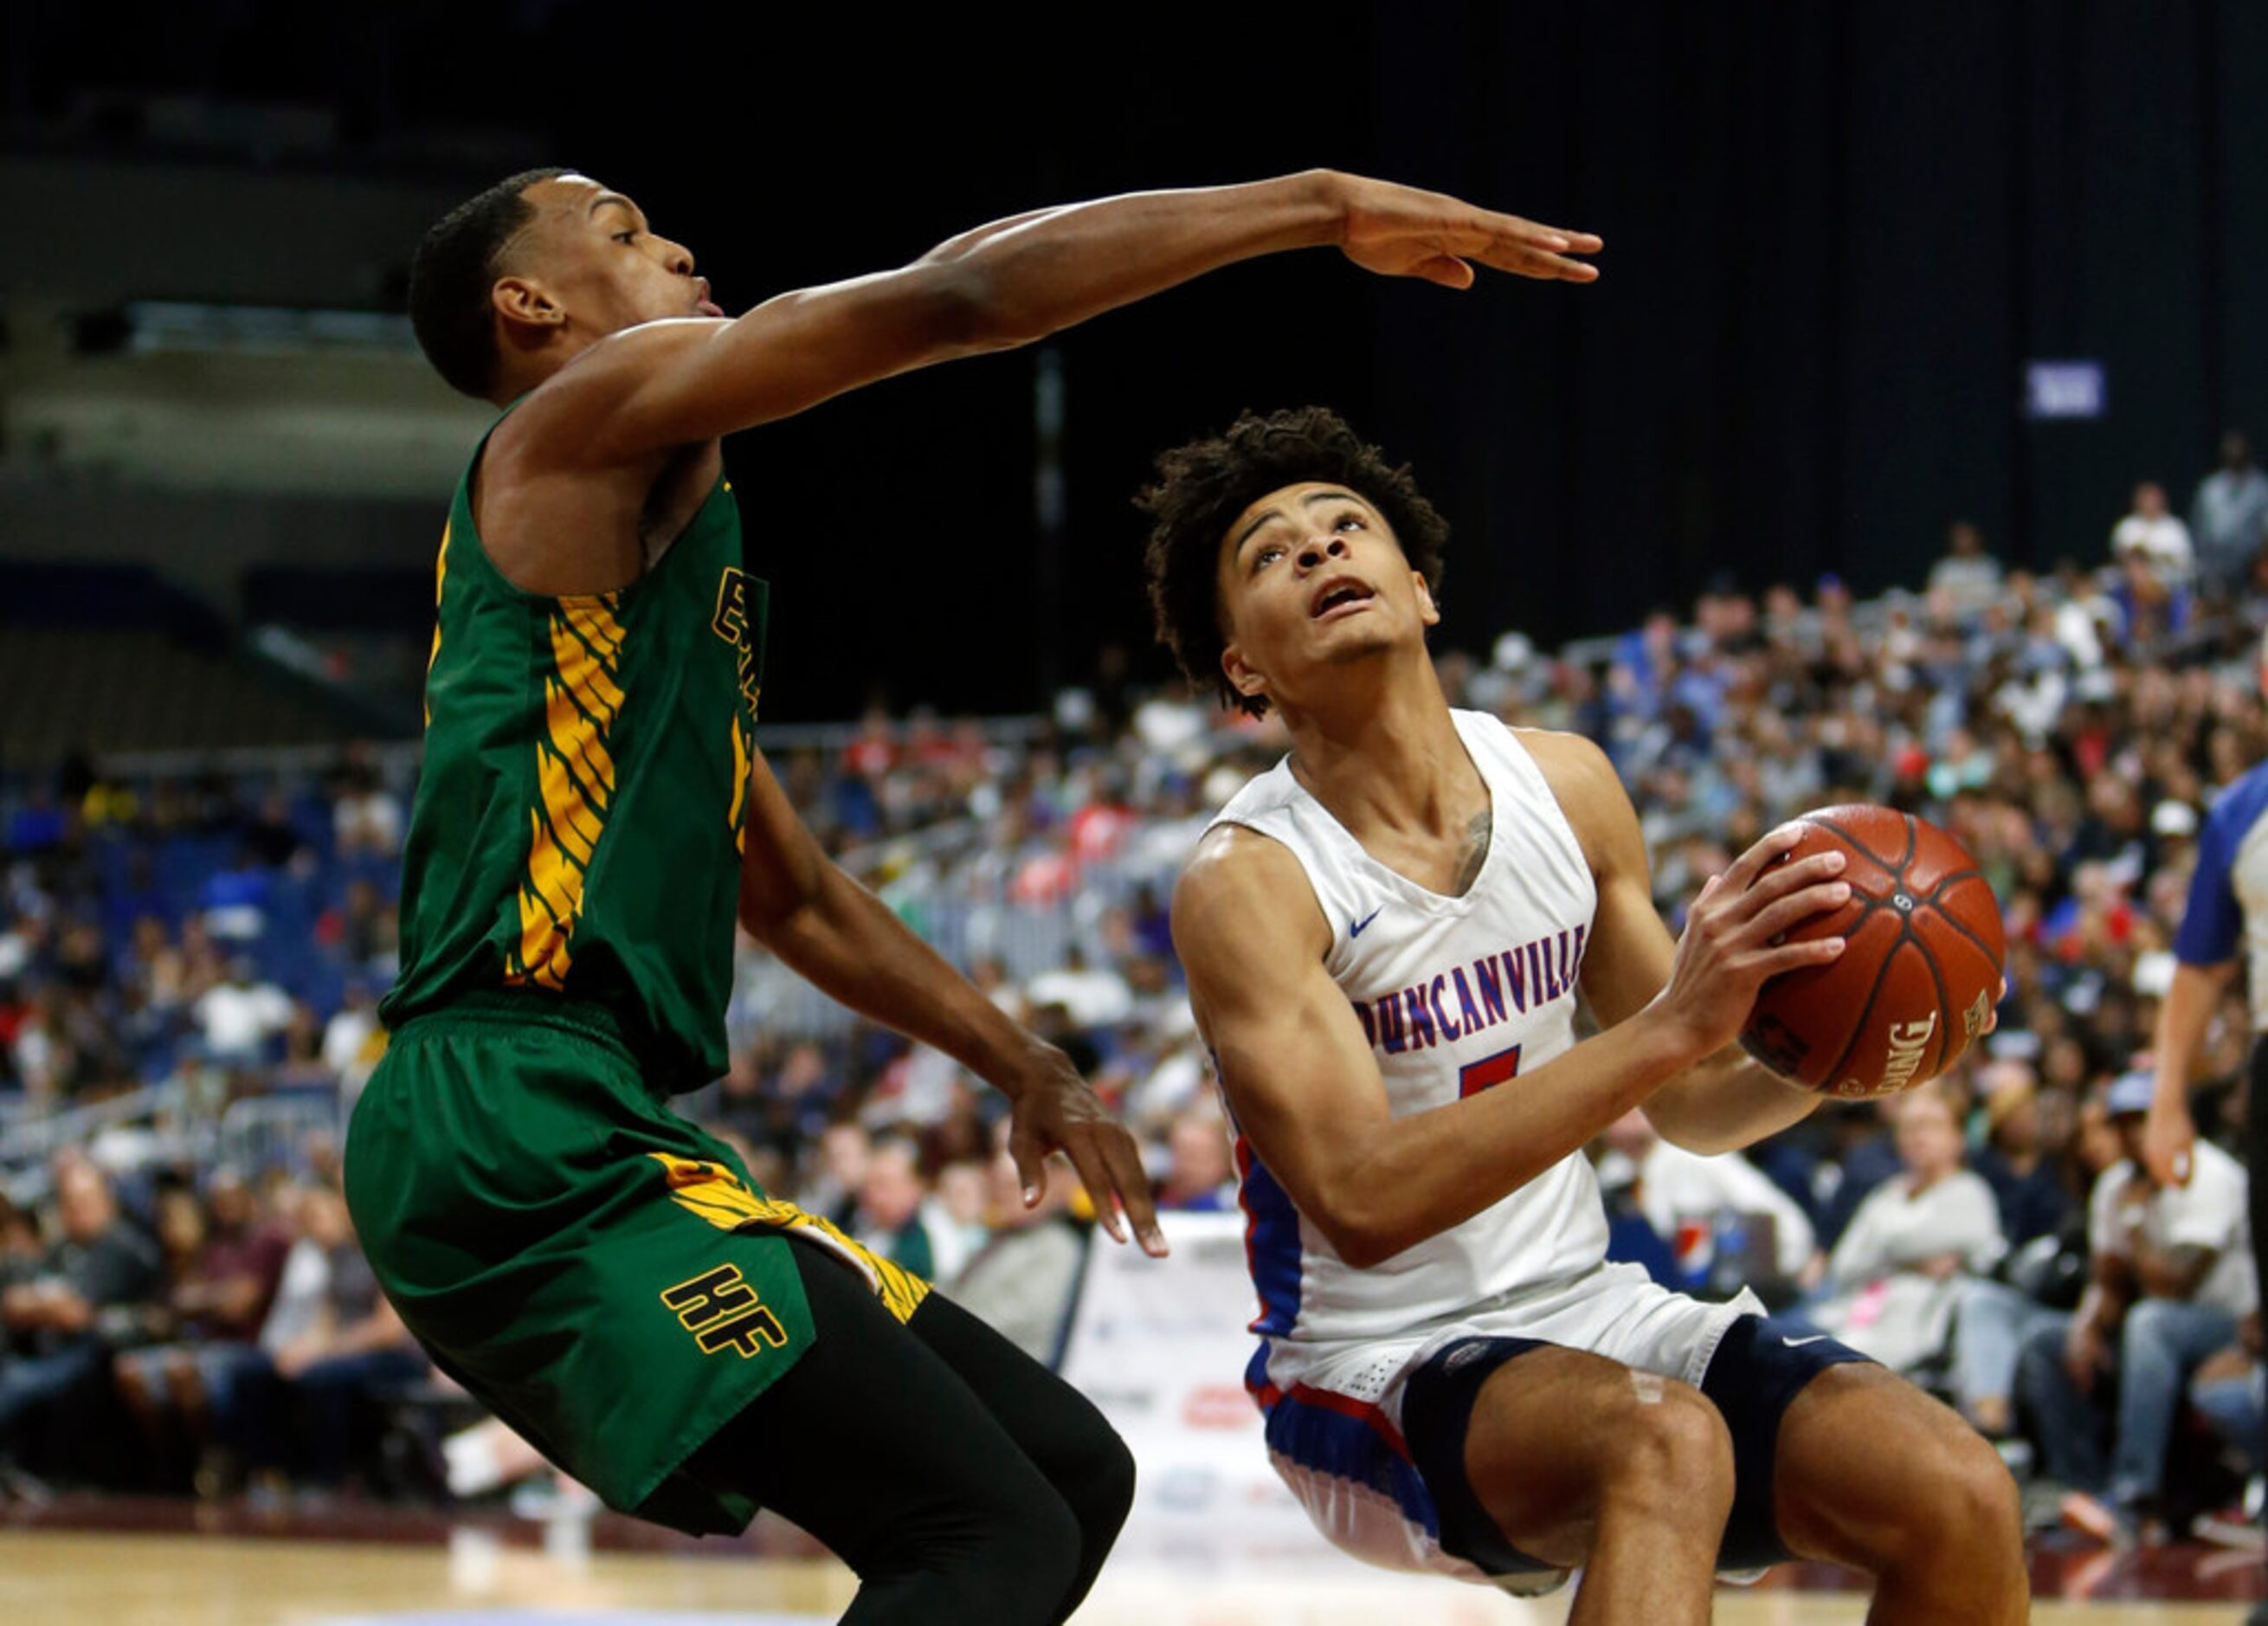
[1350,923,1590,1055]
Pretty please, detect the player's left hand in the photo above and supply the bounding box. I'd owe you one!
[1007,1046,1169,1257]
[1334,174,1603,288]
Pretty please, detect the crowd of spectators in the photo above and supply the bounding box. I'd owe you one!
[2,442,2268,1538]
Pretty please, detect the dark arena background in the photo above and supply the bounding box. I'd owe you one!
[2,3,2265,1621]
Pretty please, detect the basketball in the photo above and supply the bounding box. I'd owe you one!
[1737,805,2006,1099]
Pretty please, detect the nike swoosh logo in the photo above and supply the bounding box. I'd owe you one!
[1350,907,1383,939]
[1782,1335,1827,1348]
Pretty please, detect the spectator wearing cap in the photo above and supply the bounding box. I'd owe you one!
[1971,1060,2077,1249]
[2020,1069,2254,1545]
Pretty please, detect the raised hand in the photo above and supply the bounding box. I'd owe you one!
[1336,175,1602,288]
[1650,825,1850,1061]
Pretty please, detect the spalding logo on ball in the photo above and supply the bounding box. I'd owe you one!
[1738,804,2007,1099]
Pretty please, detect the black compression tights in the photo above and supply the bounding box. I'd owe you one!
[680,1244,1134,1625]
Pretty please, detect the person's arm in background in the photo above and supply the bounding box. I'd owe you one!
[2149,771,2261,1184]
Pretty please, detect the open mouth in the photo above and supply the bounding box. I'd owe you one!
[1310,578,1376,620]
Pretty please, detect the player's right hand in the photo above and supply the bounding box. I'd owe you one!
[1650,825,1850,1061]
[2142,1089,2197,1188]
[1334,175,1602,289]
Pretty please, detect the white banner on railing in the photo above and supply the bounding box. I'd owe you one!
[1057,1211,1332,1567]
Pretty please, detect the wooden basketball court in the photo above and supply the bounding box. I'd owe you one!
[1,1526,2253,1624]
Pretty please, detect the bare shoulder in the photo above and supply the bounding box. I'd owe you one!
[489,319,720,473]
[1173,824,1331,978]
[1505,726,1639,860]
[1506,725,1618,801]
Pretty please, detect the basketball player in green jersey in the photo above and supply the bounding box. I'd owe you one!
[344,166,1599,1624]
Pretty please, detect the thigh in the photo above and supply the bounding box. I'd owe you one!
[677,1244,1067,1576]
[900,1287,1124,1500]
[1407,1337,1723,1571]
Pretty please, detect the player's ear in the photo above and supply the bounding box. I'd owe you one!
[493,274,565,336]
[1413,571,1441,629]
[1221,642,1269,707]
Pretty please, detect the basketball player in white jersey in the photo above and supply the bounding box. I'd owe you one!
[1143,408,2027,1623]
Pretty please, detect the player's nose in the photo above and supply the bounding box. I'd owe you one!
[1295,535,1350,571]
[657,235,695,276]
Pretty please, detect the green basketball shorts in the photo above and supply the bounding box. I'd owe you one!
[343,990,928,1535]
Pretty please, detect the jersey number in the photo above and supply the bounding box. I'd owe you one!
[1459,1044,1524,1098]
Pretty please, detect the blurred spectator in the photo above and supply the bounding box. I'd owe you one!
[2192,431,2268,596]
[1026,944,1134,1030]
[2019,1070,2254,1544]
[948,1147,1087,1365]
[1157,1110,1235,1213]
[0,1158,161,1489]
[803,1120,872,1230]
[2113,481,2198,584]
[1929,520,2005,620]
[112,1171,288,1482]
[1807,1087,2005,1380]
[853,1139,941,1280]
[1970,1060,2077,1248]
[2186,1313,2263,1490]
[1601,1109,1818,1295]
[267,1188,424,1492]
[191,958,293,1068]
[929,1159,990,1280]
[330,758,403,861]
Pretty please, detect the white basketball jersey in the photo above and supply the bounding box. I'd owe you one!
[1208,710,1608,1349]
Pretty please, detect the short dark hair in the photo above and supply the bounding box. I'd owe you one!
[1137,406,1450,717]
[408,167,569,399]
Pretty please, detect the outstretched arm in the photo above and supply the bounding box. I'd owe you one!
[522,171,1601,464]
[1176,819,1842,1268]
[1524,730,1835,1153]
[736,742,1165,1255]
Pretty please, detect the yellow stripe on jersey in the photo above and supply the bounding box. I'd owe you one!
[506,598,628,992]
[648,1152,931,1324]
[423,521,452,729]
[549,611,625,731]
[728,718,751,851]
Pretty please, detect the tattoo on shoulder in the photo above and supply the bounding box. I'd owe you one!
[1453,805,1493,895]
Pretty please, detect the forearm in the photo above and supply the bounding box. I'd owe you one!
[920,171,1345,348]
[2154,961,2233,1103]
[1640,1043,1821,1154]
[1269,1011,1697,1267]
[754,864,1047,1097]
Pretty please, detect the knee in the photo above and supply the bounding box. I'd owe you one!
[1896,1430,2025,1576]
[1598,1382,1735,1521]
[1070,1424,1137,1551]
[2122,1299,2177,1358]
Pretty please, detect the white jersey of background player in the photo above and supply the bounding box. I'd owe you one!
[1144,407,2026,1626]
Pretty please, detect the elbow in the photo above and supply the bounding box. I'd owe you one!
[1315,1191,1408,1270]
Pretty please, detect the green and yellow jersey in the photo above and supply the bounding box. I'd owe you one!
[378,420,767,1091]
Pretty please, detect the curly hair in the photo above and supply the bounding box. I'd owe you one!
[1137,406,1449,717]
[408,167,568,400]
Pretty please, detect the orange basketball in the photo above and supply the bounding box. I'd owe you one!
[1737,805,2006,1099]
